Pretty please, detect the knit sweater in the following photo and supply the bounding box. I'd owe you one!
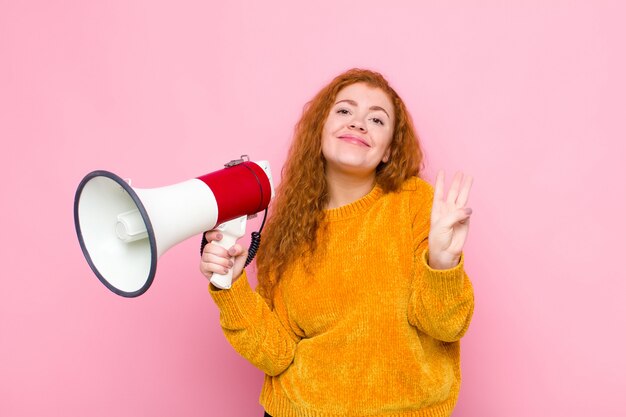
[209,176,474,417]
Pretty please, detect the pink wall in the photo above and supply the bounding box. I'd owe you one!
[2,1,625,416]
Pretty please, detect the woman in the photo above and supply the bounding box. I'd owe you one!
[200,68,474,417]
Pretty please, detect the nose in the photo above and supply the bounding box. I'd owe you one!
[349,119,367,133]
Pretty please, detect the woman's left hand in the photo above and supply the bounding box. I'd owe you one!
[428,171,473,270]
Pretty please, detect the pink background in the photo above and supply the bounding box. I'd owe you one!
[1,1,625,416]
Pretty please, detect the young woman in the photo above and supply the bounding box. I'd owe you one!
[200,68,474,417]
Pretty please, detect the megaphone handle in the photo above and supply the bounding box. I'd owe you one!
[209,216,247,290]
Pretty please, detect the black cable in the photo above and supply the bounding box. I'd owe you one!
[200,232,209,256]
[244,208,267,267]
[199,208,267,266]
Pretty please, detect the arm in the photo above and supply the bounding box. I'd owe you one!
[209,271,300,376]
[408,239,474,342]
[200,230,299,376]
[407,173,475,342]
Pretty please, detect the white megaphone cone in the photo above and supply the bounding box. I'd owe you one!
[74,157,274,297]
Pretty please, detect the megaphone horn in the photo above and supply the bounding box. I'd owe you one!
[74,157,274,297]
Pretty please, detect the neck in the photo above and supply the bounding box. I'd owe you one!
[325,169,376,209]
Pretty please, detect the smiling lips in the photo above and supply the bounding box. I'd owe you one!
[338,134,371,147]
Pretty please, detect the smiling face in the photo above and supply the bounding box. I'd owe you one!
[321,82,395,180]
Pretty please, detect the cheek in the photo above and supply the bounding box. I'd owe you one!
[379,132,394,160]
[321,125,331,148]
[321,117,340,148]
[380,130,393,150]
[323,114,341,133]
[320,127,333,160]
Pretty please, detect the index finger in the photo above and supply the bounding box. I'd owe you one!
[204,230,224,243]
[456,175,473,207]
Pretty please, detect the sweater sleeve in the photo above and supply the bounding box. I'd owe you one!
[209,271,300,376]
[406,179,475,342]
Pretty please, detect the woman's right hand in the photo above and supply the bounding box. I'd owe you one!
[199,230,248,287]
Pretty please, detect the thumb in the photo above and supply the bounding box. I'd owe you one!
[228,244,248,258]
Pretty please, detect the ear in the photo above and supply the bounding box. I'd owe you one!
[382,147,391,163]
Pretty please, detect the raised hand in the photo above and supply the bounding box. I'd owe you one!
[427,171,473,270]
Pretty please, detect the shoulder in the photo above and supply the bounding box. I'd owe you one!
[399,176,434,198]
[393,176,434,221]
[375,176,433,212]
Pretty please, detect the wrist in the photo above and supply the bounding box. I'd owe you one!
[427,251,460,270]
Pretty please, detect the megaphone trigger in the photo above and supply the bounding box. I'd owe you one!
[208,216,248,290]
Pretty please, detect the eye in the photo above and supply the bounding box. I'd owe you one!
[336,108,350,115]
[371,117,384,126]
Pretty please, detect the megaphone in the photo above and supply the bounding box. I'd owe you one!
[74,156,274,297]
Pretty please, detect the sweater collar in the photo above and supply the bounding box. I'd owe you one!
[323,184,383,221]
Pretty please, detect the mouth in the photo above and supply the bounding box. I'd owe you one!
[338,134,371,147]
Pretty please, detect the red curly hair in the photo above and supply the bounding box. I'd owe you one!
[256,68,424,304]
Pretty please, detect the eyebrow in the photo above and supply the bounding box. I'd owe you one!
[335,99,391,119]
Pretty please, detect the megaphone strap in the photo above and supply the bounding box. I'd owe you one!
[237,162,267,213]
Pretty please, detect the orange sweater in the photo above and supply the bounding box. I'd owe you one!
[209,177,474,417]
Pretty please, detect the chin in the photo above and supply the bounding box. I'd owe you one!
[327,159,376,177]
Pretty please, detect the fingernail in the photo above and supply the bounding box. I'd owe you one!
[228,247,236,256]
[229,260,234,267]
[465,208,473,215]
[216,233,223,240]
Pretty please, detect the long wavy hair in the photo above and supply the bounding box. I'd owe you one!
[256,68,424,304]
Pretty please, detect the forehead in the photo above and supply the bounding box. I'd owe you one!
[335,83,394,112]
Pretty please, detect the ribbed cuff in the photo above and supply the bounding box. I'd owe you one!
[209,271,258,327]
[420,250,466,297]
